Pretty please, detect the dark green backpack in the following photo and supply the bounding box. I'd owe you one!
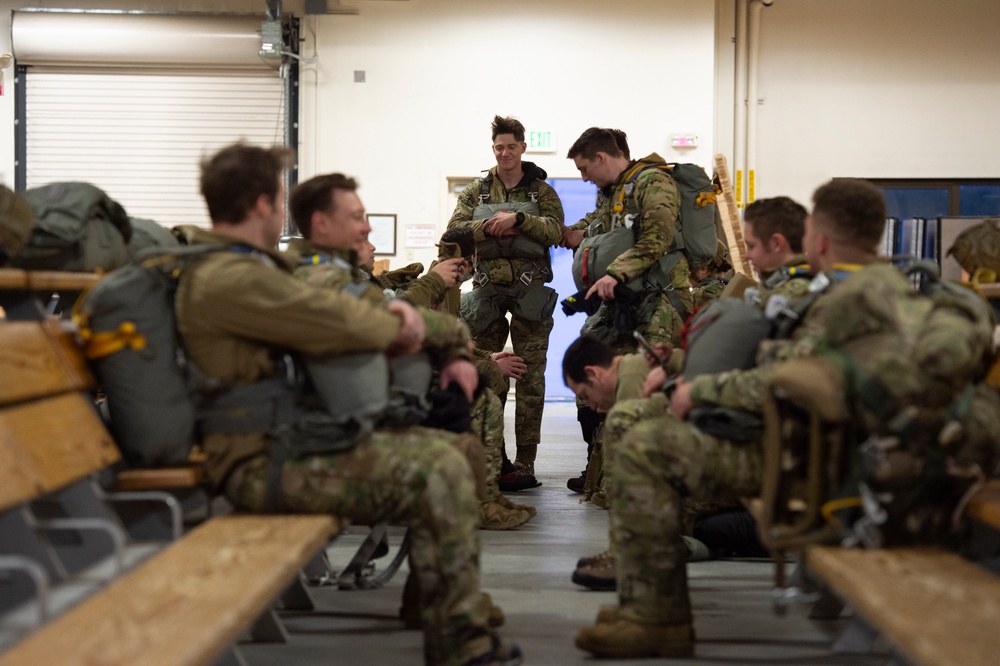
[12,182,132,272]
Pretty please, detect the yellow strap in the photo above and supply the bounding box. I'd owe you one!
[79,321,147,359]
[820,496,862,530]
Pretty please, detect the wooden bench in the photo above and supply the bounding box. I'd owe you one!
[0,267,100,320]
[0,317,344,663]
[805,545,1000,666]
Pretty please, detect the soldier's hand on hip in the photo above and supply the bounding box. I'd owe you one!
[386,299,425,357]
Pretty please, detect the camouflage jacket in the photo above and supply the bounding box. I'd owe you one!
[570,153,691,291]
[174,226,404,487]
[286,237,471,364]
[746,255,813,307]
[448,161,564,287]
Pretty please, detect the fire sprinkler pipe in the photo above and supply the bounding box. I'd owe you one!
[746,0,773,207]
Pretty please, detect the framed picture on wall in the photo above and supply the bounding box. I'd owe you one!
[367,214,397,255]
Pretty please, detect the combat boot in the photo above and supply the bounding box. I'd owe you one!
[575,617,694,659]
[496,493,536,518]
[497,469,541,492]
[571,555,616,591]
[480,500,531,530]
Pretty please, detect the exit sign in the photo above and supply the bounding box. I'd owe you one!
[527,130,557,153]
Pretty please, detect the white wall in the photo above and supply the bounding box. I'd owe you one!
[297,0,717,268]
[749,0,1000,208]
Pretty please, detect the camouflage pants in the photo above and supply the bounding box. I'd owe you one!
[225,427,492,666]
[470,387,505,502]
[606,413,762,625]
[475,311,553,460]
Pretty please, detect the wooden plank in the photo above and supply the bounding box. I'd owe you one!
[0,393,120,505]
[0,320,93,405]
[713,154,754,278]
[0,514,342,666]
[807,546,1000,666]
[0,268,101,292]
[116,466,205,491]
[967,479,1000,530]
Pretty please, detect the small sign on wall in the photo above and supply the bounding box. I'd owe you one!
[405,224,438,248]
[527,130,556,154]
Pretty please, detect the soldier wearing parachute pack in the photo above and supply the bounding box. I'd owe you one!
[574,178,1000,660]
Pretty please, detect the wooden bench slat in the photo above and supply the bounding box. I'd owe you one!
[115,466,206,491]
[0,320,93,405]
[0,268,102,293]
[0,392,120,511]
[0,514,342,666]
[807,546,1000,666]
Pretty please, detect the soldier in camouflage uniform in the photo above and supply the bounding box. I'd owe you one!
[449,115,565,474]
[574,180,903,659]
[689,240,732,310]
[176,144,520,666]
[560,127,693,353]
[286,173,534,531]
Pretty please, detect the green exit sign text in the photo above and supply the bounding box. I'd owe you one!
[527,130,556,153]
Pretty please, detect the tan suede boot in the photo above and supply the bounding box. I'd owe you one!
[479,500,531,530]
[496,493,537,518]
[575,617,694,658]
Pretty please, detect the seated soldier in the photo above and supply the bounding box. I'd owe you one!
[174,143,520,666]
[689,240,733,310]
[286,173,535,529]
[563,335,760,592]
[573,180,905,660]
[572,196,810,588]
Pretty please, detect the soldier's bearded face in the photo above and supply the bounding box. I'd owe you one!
[566,369,615,413]
[573,154,614,188]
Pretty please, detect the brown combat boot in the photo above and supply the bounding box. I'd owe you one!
[479,500,531,530]
[571,558,616,591]
[496,493,537,518]
[575,617,694,659]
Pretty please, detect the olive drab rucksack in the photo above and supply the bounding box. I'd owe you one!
[572,162,720,297]
[75,245,228,465]
[13,182,133,272]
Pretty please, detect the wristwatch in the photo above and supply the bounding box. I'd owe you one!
[514,212,525,227]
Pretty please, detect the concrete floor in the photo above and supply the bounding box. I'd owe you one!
[242,400,885,666]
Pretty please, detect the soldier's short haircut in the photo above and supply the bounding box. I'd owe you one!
[200,142,294,225]
[491,115,525,143]
[744,196,807,252]
[288,173,359,240]
[439,227,475,259]
[563,334,616,385]
[811,178,887,251]
[610,129,631,160]
[567,127,628,161]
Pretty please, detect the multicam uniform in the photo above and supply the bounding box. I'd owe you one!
[449,162,565,468]
[603,262,998,630]
[570,153,693,354]
[173,227,493,666]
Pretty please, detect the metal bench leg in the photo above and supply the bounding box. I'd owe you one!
[249,607,290,643]
[337,523,388,590]
[280,573,315,611]
[832,614,879,654]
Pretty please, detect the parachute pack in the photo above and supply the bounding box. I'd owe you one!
[75,245,228,465]
[572,162,720,296]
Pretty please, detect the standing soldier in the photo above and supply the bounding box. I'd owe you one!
[449,115,565,475]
